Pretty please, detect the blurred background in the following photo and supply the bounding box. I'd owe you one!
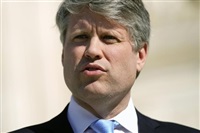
[1,0,199,132]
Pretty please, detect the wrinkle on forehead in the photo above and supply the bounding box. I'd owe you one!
[64,7,132,43]
[67,7,126,33]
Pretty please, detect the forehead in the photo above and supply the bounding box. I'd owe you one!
[67,8,126,31]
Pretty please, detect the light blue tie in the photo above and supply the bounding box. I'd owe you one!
[90,119,119,133]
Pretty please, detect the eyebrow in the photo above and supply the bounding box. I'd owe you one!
[71,29,90,36]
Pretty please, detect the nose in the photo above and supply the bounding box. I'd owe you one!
[84,37,103,61]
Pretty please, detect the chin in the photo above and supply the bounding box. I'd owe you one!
[84,87,108,95]
[78,85,110,98]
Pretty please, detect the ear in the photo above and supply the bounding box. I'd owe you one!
[136,43,148,72]
[61,49,64,67]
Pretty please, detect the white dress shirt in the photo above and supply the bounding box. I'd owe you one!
[67,96,138,133]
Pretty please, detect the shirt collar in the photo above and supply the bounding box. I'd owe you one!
[67,97,98,133]
[110,98,138,132]
[67,96,138,133]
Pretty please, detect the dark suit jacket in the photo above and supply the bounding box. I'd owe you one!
[10,104,199,133]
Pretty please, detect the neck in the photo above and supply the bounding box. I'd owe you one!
[73,92,131,119]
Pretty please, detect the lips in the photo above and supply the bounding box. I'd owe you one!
[81,63,106,72]
[80,63,107,77]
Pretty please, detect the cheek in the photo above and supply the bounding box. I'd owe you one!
[107,46,136,66]
[107,47,137,77]
[104,48,137,91]
[63,47,84,86]
[63,46,85,67]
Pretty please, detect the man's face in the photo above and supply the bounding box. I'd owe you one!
[62,8,147,103]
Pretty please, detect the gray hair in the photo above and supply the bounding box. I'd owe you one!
[56,0,150,51]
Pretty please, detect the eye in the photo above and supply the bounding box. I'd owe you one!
[101,35,119,44]
[73,34,89,42]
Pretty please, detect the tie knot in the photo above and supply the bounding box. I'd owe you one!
[90,119,119,133]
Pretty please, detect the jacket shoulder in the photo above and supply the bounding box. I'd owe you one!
[136,109,200,133]
[9,128,35,133]
[156,121,200,133]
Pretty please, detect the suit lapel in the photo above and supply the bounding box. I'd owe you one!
[136,109,160,133]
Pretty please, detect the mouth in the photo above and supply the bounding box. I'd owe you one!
[85,67,101,71]
[83,65,106,71]
[81,63,106,76]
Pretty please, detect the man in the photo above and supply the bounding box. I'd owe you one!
[10,0,199,133]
